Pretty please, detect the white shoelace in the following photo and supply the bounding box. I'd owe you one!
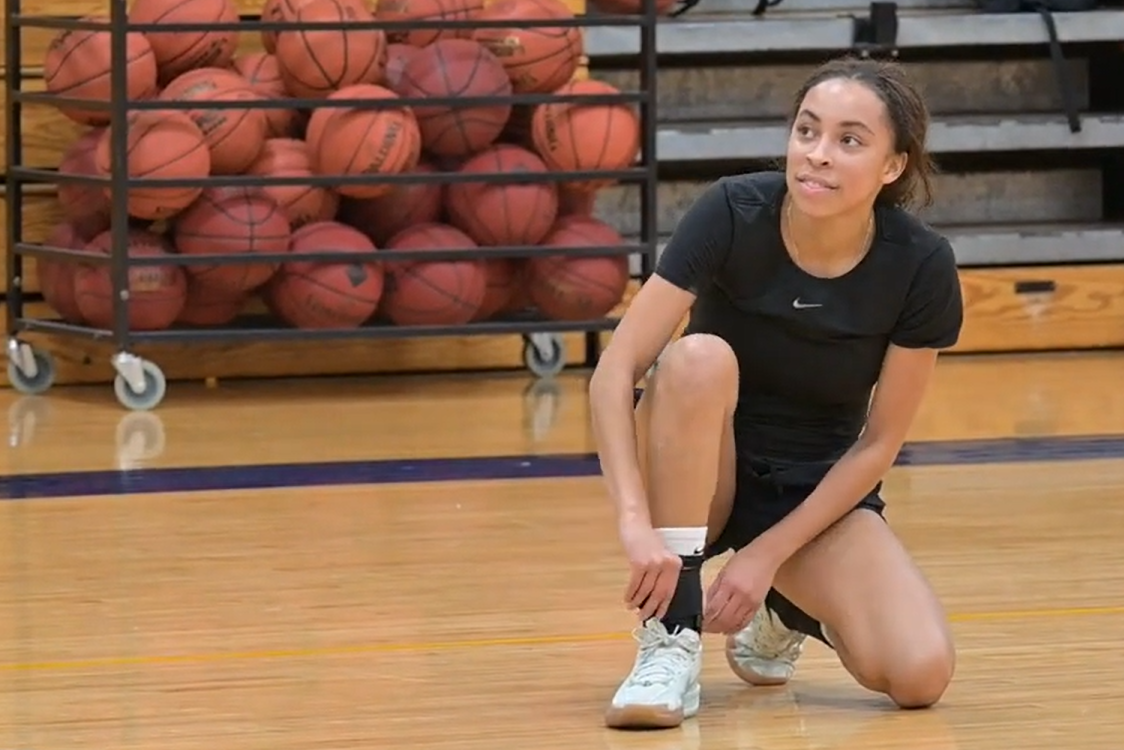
[750,610,804,659]
[630,625,696,685]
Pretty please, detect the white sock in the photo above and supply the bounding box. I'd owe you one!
[657,527,708,558]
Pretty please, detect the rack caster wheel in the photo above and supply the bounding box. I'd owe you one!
[523,333,565,379]
[6,343,56,396]
[113,358,167,412]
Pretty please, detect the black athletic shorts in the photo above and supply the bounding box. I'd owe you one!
[704,454,886,559]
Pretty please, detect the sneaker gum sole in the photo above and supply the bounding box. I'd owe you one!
[723,634,791,687]
[605,683,700,729]
[604,704,685,730]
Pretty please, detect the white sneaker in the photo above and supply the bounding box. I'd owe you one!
[724,606,806,686]
[605,619,702,729]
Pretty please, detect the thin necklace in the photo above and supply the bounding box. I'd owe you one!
[784,198,875,277]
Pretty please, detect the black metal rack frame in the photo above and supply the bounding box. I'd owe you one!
[3,1,660,408]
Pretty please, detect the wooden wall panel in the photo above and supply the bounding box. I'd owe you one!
[0,303,604,387]
[617,266,1124,355]
[0,78,88,170]
[0,190,66,295]
[2,27,55,73]
[953,265,1124,353]
[6,263,1124,388]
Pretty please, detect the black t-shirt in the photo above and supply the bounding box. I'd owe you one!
[654,171,964,463]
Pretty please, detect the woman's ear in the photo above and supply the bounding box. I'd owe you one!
[883,152,908,186]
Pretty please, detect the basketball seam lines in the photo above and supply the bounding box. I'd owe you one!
[47,28,155,94]
[122,114,210,183]
[336,0,352,87]
[156,0,232,74]
[289,4,337,92]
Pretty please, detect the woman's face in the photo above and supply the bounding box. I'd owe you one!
[785,77,906,217]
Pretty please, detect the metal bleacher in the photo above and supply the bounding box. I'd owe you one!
[584,4,1124,55]
[583,1,1124,282]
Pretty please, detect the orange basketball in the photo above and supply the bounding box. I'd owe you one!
[374,0,484,48]
[73,228,188,330]
[94,110,211,220]
[246,138,339,228]
[302,84,379,159]
[526,215,630,320]
[445,144,558,247]
[275,0,387,99]
[337,160,444,246]
[176,278,249,327]
[57,127,111,240]
[397,39,513,157]
[268,221,385,328]
[265,0,371,53]
[128,0,240,84]
[43,17,158,126]
[172,187,293,293]
[380,222,486,326]
[307,84,422,199]
[39,222,88,324]
[160,67,269,174]
[473,0,583,93]
[532,78,641,190]
[231,52,298,138]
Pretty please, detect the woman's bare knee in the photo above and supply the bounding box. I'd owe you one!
[775,511,955,709]
[651,334,738,407]
[886,637,956,709]
[842,631,955,709]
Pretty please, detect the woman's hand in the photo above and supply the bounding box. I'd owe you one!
[702,542,781,634]
[619,520,682,621]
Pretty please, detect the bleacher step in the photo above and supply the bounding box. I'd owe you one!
[596,170,1102,238]
[597,58,1086,121]
[625,223,1124,273]
[944,223,1124,266]
[655,113,1124,162]
[584,9,1124,57]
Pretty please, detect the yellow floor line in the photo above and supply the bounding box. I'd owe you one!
[2,603,1121,673]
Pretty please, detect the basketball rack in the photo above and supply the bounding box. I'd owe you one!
[3,0,661,410]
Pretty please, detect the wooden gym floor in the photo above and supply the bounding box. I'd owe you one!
[2,350,1124,749]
